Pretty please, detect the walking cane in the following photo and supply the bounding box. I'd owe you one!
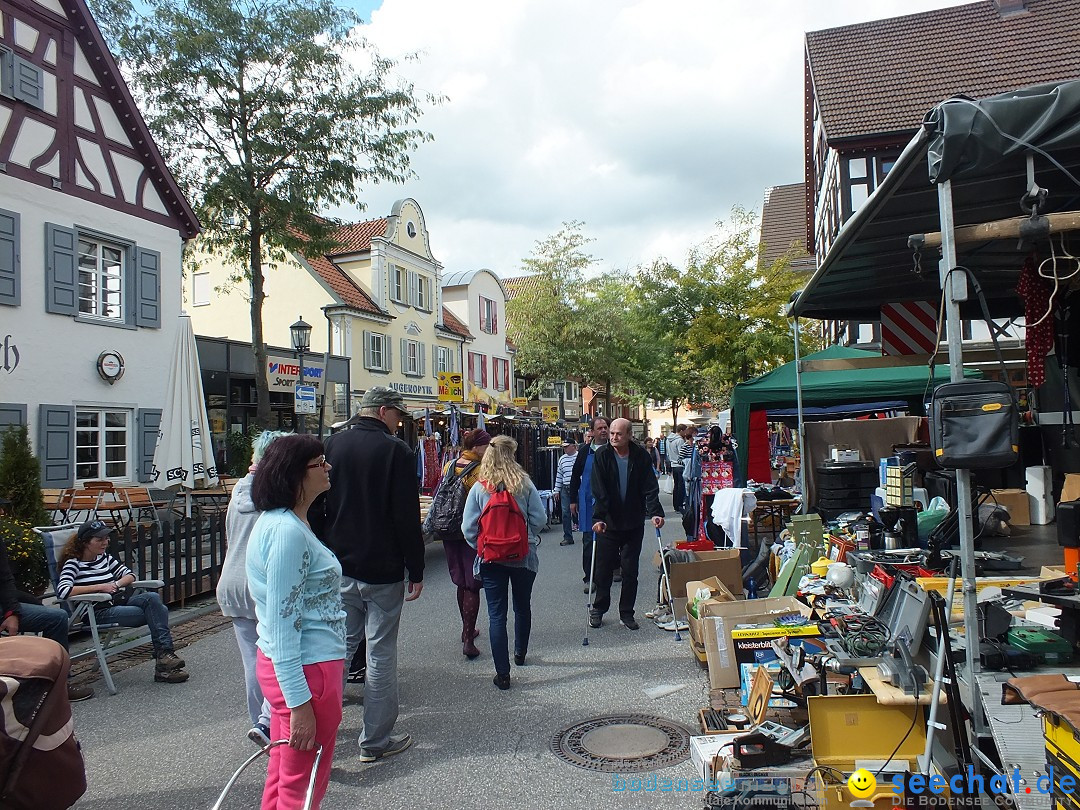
[655,524,682,642]
[583,530,599,646]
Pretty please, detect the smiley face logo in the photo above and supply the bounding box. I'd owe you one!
[848,768,877,799]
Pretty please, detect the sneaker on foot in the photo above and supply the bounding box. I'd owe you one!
[67,683,94,702]
[621,616,640,631]
[359,732,413,762]
[347,665,366,684]
[613,571,623,583]
[514,652,527,666]
[559,538,573,546]
[154,667,190,683]
[248,724,271,747]
[156,650,185,671]
[589,611,603,629]
[493,673,511,690]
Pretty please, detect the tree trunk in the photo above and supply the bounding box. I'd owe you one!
[249,208,271,429]
[670,399,680,427]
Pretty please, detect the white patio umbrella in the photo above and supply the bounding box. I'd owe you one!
[151,313,219,515]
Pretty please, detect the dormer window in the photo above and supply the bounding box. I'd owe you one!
[480,296,498,334]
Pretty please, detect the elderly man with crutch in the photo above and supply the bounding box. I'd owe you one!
[586,418,664,633]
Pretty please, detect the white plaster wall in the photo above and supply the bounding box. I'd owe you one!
[0,174,183,465]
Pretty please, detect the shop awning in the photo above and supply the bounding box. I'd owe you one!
[790,80,1080,322]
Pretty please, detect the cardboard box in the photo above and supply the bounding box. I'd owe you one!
[731,624,825,707]
[701,596,813,690]
[991,488,1030,525]
[656,548,743,603]
[685,577,736,644]
[1063,473,1080,504]
[689,733,743,784]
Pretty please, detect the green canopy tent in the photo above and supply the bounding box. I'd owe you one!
[730,344,980,484]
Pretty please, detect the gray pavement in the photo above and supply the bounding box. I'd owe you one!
[70,512,714,809]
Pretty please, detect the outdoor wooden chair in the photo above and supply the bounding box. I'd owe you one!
[41,489,69,523]
[34,524,165,695]
[57,489,103,524]
[118,486,163,533]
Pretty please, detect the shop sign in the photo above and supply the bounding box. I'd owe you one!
[437,371,464,402]
[512,397,528,409]
[542,405,559,423]
[96,350,124,384]
[388,381,435,397]
[2,334,19,374]
[266,354,325,394]
[546,436,562,446]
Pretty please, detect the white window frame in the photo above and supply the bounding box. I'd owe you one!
[515,378,527,398]
[78,235,126,321]
[540,383,557,400]
[436,345,452,374]
[468,351,485,386]
[480,296,498,334]
[415,274,430,311]
[75,408,132,483]
[565,381,579,401]
[405,339,421,376]
[192,272,211,306]
[390,265,406,304]
[367,331,388,371]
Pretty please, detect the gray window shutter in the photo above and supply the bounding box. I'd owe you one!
[135,247,161,327]
[38,404,74,487]
[363,330,373,369]
[419,342,426,377]
[12,56,43,109]
[0,209,18,306]
[0,403,26,429]
[0,49,12,97]
[45,223,77,315]
[137,408,162,483]
[400,338,408,373]
[383,335,392,371]
[432,344,439,374]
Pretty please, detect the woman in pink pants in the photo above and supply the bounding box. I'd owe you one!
[247,434,347,809]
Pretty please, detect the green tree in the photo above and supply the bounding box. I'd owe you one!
[0,426,49,527]
[93,0,438,426]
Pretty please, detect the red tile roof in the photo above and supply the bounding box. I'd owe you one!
[439,306,473,339]
[806,0,1080,142]
[329,218,389,254]
[503,274,542,301]
[302,253,384,315]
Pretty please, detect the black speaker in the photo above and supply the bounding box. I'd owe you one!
[1058,500,1080,548]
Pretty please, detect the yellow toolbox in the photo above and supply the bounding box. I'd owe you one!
[808,694,927,809]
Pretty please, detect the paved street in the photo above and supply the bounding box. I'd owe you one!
[70,514,712,809]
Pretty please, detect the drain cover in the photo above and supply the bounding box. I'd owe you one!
[550,714,692,773]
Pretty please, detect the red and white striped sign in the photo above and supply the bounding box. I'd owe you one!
[881,301,938,355]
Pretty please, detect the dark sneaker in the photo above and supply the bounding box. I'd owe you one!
[347,666,366,684]
[154,667,190,683]
[589,611,603,629]
[248,724,271,747]
[156,651,185,671]
[493,673,511,690]
[67,683,94,702]
[560,538,574,546]
[359,732,413,762]
[613,571,623,583]
[514,652,527,666]
[621,616,640,631]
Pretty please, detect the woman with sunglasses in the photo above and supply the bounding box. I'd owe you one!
[247,435,346,810]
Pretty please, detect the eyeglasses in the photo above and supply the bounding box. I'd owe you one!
[307,457,328,469]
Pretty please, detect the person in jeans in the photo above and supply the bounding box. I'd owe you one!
[569,416,611,591]
[554,440,578,546]
[313,386,424,763]
[0,541,93,701]
[218,429,288,746]
[247,434,346,810]
[57,520,189,684]
[668,425,688,512]
[461,435,546,691]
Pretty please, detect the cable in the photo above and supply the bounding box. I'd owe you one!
[875,703,922,777]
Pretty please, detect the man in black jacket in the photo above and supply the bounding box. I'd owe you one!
[569,416,609,589]
[316,386,423,762]
[589,418,664,630]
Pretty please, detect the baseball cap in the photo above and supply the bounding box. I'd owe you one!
[360,386,407,412]
[78,519,112,542]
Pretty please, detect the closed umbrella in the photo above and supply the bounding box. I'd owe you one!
[151,313,219,515]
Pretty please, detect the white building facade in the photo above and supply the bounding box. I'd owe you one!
[0,0,199,486]
[441,268,513,409]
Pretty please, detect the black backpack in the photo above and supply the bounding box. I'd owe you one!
[425,459,480,540]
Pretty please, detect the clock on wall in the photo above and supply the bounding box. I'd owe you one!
[96,350,125,384]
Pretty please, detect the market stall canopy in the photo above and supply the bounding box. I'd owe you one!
[790,80,1080,322]
[730,345,980,482]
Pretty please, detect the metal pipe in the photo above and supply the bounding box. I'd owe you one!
[792,319,807,512]
[921,560,959,774]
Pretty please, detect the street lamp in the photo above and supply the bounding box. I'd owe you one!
[290,316,312,433]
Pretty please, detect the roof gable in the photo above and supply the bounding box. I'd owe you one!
[806,0,1080,143]
[439,306,472,339]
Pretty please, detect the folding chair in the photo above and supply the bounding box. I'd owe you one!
[59,489,103,524]
[119,486,163,533]
[34,524,165,695]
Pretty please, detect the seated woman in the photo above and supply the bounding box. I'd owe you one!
[57,520,189,684]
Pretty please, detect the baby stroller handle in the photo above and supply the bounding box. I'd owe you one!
[210,740,323,810]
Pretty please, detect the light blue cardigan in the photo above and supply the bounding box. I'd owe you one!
[461,481,547,576]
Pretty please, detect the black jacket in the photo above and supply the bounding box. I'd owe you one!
[312,417,425,584]
[590,443,663,532]
[568,442,597,506]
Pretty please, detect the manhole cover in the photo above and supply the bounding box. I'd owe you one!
[550,714,692,773]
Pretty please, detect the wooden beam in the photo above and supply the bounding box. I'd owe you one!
[801,346,1027,372]
[915,211,1080,248]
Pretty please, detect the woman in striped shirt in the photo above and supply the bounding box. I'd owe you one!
[58,520,189,683]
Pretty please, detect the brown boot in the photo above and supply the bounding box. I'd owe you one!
[457,587,479,641]
[461,589,481,659]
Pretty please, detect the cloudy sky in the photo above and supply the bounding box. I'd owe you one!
[331,0,966,278]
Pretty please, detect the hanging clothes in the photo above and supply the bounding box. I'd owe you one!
[577,449,596,533]
[1017,254,1053,388]
[421,435,441,493]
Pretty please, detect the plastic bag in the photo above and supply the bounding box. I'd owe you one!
[660,474,673,495]
[917,496,951,541]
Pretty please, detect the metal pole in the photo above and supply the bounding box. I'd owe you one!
[792,319,807,513]
[297,349,306,434]
[937,178,985,745]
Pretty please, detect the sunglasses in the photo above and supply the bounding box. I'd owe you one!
[306,457,329,469]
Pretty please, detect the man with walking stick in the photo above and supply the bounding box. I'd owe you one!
[587,418,664,631]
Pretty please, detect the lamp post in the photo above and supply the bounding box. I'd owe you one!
[290,316,312,433]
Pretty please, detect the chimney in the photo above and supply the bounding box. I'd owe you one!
[994,0,1028,16]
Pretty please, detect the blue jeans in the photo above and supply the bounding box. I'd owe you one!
[340,577,404,751]
[479,563,536,677]
[560,485,574,541]
[94,591,175,655]
[18,601,69,648]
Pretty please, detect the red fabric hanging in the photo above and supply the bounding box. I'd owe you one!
[747,409,773,484]
[1017,254,1053,388]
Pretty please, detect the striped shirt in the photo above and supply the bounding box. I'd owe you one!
[555,452,577,488]
[57,552,132,600]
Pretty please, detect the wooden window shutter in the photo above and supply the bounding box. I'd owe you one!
[383,334,392,371]
[38,404,74,487]
[11,56,43,110]
[481,354,488,388]
[0,208,19,307]
[419,342,426,377]
[135,247,161,327]
[137,408,162,483]
[363,331,373,369]
[0,403,26,429]
[44,223,77,315]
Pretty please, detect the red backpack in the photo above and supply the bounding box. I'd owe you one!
[477,483,530,563]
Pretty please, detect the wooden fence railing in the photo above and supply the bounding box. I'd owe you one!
[115,514,228,607]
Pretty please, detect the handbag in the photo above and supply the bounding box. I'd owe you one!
[929,269,1019,469]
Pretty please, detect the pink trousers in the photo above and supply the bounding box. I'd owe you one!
[256,651,344,810]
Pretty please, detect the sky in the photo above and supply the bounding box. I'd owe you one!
[328,0,968,279]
